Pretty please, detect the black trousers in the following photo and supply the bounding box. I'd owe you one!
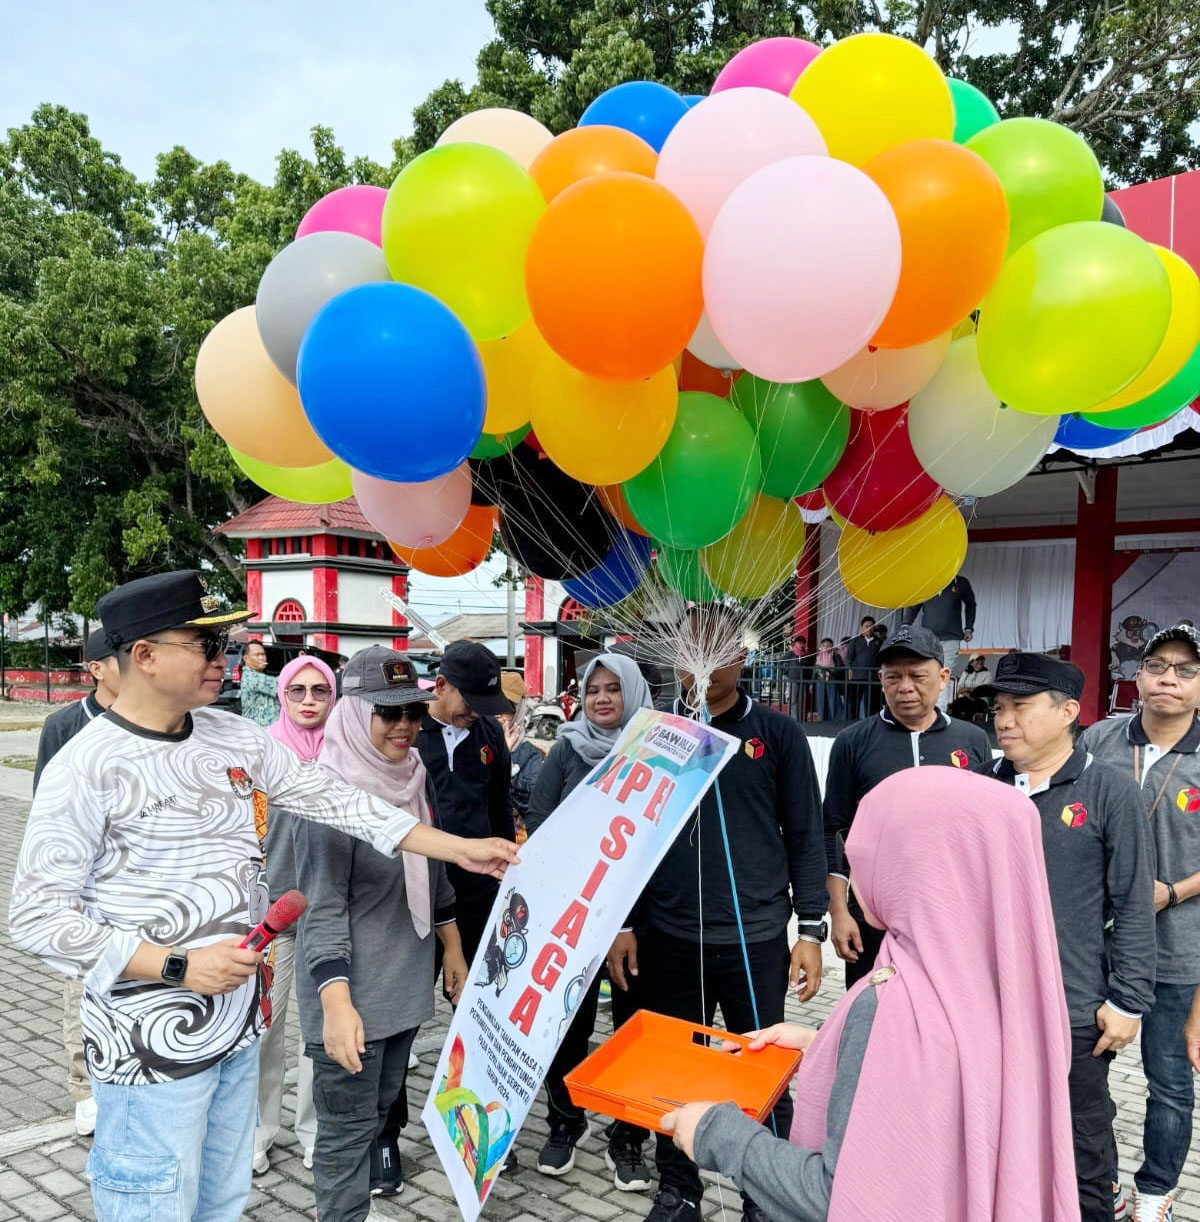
[308,1027,417,1222]
[1069,1025,1118,1222]
[843,914,885,989]
[638,927,792,1203]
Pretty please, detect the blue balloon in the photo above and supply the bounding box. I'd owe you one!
[683,93,706,109]
[297,283,484,482]
[1054,415,1140,451]
[579,81,689,152]
[562,531,652,608]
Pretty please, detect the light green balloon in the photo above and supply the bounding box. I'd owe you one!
[967,117,1103,254]
[977,222,1171,416]
[230,447,354,504]
[948,79,1000,144]
[655,543,719,602]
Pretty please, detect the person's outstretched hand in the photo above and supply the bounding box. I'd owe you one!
[728,1023,818,1054]
[457,837,520,879]
[662,1102,717,1161]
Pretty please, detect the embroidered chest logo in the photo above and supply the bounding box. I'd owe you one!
[1178,787,1200,814]
[744,738,765,761]
[227,767,254,798]
[1061,802,1089,829]
[949,749,969,769]
[480,745,494,765]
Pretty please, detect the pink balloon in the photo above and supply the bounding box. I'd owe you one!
[656,88,826,239]
[296,185,388,247]
[711,37,821,95]
[351,464,470,548]
[703,156,902,383]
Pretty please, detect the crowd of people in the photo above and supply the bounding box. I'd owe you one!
[8,567,1200,1222]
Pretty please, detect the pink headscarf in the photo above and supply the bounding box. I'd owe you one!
[791,768,1079,1222]
[267,656,338,761]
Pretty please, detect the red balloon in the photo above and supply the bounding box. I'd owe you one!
[822,405,941,530]
[795,490,825,511]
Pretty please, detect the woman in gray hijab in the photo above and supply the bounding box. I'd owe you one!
[525,653,654,1191]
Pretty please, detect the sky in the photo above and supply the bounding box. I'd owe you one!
[1,2,513,623]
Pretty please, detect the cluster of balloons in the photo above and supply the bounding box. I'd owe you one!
[194,31,1200,612]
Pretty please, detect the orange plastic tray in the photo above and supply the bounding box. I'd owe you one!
[564,1009,802,1135]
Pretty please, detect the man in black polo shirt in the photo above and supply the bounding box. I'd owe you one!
[1080,625,1200,1222]
[824,624,991,986]
[608,605,827,1222]
[977,653,1155,1222]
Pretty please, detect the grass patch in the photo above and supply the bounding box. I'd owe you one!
[1,755,36,772]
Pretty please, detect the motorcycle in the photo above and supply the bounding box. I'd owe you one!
[528,683,577,740]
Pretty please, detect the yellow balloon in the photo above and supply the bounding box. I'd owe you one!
[1088,245,1200,413]
[195,307,335,468]
[838,495,966,608]
[702,494,807,598]
[824,492,847,529]
[530,357,677,485]
[790,34,953,167]
[477,322,551,434]
[436,108,554,169]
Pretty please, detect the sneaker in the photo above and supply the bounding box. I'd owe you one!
[1134,1191,1174,1222]
[598,978,612,1005]
[370,1136,404,1197]
[74,1097,97,1137]
[647,1187,703,1222]
[536,1117,590,1176]
[252,1149,270,1176]
[605,1138,651,1191]
[742,1203,767,1222]
[302,1147,314,1171]
[1114,1181,1129,1219]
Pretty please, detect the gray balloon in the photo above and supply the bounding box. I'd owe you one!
[1101,194,1127,228]
[255,232,390,382]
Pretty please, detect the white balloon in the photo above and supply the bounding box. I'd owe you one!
[436,108,553,169]
[908,337,1059,496]
[687,311,742,371]
[256,233,390,383]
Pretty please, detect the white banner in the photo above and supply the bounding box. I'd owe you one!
[422,708,738,1221]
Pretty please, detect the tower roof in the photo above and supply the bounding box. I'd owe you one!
[215,496,381,540]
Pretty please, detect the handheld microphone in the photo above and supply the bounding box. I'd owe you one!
[240,889,307,952]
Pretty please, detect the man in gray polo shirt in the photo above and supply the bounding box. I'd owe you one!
[1082,624,1200,1222]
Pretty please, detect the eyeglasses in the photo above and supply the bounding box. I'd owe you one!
[1142,658,1200,680]
[285,684,332,703]
[373,703,428,723]
[143,633,228,663]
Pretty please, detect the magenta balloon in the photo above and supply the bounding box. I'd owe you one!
[703,156,902,383]
[656,87,827,238]
[351,463,471,548]
[297,185,388,247]
[711,37,821,95]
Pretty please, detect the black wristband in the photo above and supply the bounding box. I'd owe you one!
[1167,882,1180,908]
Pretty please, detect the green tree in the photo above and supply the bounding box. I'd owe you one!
[418,0,1199,182]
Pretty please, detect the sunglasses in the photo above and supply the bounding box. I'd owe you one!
[285,684,333,703]
[372,702,428,724]
[142,632,229,663]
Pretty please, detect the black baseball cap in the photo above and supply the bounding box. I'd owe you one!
[1141,623,1200,662]
[439,641,513,716]
[341,647,431,707]
[978,652,1085,700]
[85,628,115,664]
[97,571,251,649]
[876,624,945,665]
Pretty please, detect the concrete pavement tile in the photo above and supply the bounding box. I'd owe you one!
[32,1170,84,1198]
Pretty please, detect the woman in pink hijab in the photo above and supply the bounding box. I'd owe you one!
[663,767,1080,1222]
[254,654,338,1174]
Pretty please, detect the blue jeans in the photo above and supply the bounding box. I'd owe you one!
[1136,981,1198,1195]
[88,1041,260,1222]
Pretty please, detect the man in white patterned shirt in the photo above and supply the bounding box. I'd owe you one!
[9,571,517,1222]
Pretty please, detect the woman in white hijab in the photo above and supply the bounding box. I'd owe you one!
[524,653,654,1191]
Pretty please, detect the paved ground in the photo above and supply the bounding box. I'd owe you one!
[0,716,1198,1220]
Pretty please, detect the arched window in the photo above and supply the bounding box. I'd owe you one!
[559,598,585,623]
[273,599,305,623]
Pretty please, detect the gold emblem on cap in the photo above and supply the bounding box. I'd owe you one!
[201,595,220,612]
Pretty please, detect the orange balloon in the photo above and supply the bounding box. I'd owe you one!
[530,125,657,203]
[526,172,704,381]
[391,504,497,577]
[597,484,650,537]
[679,350,742,398]
[865,139,1009,349]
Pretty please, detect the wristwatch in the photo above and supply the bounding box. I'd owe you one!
[161,948,189,984]
[797,921,829,944]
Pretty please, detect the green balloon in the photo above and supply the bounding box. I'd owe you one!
[730,375,850,499]
[230,447,353,504]
[948,79,1000,144]
[1081,340,1200,430]
[655,544,719,601]
[978,221,1171,416]
[622,392,761,550]
[967,117,1103,254]
[471,425,531,459]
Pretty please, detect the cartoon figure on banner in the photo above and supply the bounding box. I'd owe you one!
[559,956,604,1040]
[477,889,530,994]
[1110,614,1159,679]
